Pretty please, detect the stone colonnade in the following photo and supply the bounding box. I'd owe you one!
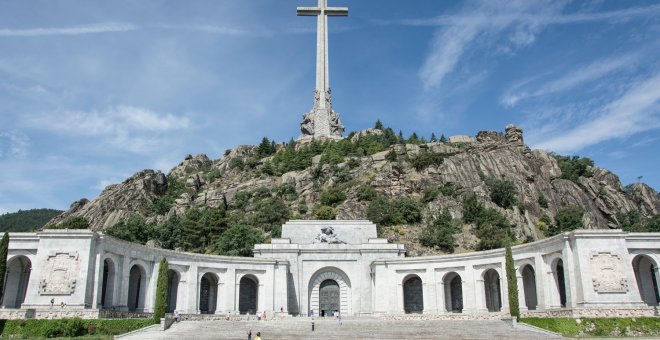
[0,228,658,318]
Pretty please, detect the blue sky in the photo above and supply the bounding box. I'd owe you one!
[1,0,659,214]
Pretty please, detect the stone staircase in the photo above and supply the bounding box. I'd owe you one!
[119,317,562,339]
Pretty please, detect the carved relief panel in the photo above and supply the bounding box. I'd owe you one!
[39,252,80,295]
[590,251,628,293]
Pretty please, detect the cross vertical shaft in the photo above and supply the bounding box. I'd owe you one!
[297,0,348,139]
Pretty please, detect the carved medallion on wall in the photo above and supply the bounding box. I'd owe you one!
[38,251,80,295]
[590,251,628,293]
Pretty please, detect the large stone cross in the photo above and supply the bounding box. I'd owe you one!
[297,0,347,140]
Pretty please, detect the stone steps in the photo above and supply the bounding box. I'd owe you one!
[120,318,563,339]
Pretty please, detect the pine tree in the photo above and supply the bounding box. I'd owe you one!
[439,134,447,143]
[374,119,384,130]
[505,235,520,319]
[153,258,169,323]
[431,133,437,142]
[0,233,8,302]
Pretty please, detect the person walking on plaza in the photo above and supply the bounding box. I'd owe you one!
[247,329,252,340]
[262,310,267,321]
[254,331,262,340]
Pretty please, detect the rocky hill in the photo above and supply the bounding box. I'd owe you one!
[46,124,659,256]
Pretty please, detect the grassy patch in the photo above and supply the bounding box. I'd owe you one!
[520,317,660,338]
[0,318,154,338]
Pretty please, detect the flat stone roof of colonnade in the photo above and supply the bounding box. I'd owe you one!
[31,229,290,265]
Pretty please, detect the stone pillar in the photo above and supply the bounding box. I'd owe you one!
[561,238,575,308]
[91,241,105,309]
[273,262,289,314]
[534,254,546,310]
[462,266,477,313]
[224,268,236,313]
[475,278,487,312]
[117,255,131,311]
[436,281,446,313]
[517,272,527,311]
[215,278,223,315]
[185,264,198,314]
[500,264,509,313]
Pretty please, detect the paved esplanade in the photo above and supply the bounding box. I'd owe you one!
[298,0,346,139]
[119,318,562,340]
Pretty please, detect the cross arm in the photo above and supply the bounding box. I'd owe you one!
[325,7,348,16]
[297,7,321,16]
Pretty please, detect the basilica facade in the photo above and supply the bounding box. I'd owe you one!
[1,220,659,319]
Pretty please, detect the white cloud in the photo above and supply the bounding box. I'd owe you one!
[0,131,29,158]
[414,1,660,90]
[22,106,190,154]
[501,53,639,107]
[418,0,564,89]
[0,22,138,37]
[534,73,660,153]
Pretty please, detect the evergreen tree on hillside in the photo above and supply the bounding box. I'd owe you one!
[0,209,63,232]
[505,235,519,319]
[439,134,447,143]
[374,119,384,130]
[153,258,169,323]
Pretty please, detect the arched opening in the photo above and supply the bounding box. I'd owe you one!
[521,265,537,310]
[127,265,146,311]
[2,256,31,308]
[308,268,351,317]
[483,269,501,312]
[199,273,218,314]
[632,255,659,306]
[319,279,340,317]
[239,275,258,315]
[403,275,424,314]
[101,259,116,308]
[443,272,463,313]
[167,269,180,313]
[553,259,567,308]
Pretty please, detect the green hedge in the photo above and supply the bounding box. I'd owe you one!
[521,317,660,338]
[0,318,154,338]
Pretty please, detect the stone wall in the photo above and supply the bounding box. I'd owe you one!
[521,308,658,318]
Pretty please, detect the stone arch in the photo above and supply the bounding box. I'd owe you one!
[552,258,567,308]
[442,272,463,313]
[308,267,351,317]
[167,269,180,313]
[239,274,258,315]
[402,274,424,314]
[483,268,501,312]
[632,255,659,306]
[101,258,116,308]
[127,264,147,311]
[200,272,218,314]
[520,264,537,310]
[2,255,31,308]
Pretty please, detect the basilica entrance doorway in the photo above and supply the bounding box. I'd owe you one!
[308,268,351,317]
[319,279,340,317]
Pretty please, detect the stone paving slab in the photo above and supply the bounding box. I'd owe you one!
[119,318,564,340]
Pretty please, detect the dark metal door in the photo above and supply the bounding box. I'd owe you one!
[319,280,339,315]
[199,277,210,313]
[403,276,424,314]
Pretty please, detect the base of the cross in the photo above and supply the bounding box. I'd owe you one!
[297,106,345,142]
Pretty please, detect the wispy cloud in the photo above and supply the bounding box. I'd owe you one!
[0,131,29,158]
[22,106,190,154]
[414,1,660,90]
[418,0,565,89]
[0,22,138,37]
[501,53,640,107]
[155,24,250,35]
[534,72,660,153]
